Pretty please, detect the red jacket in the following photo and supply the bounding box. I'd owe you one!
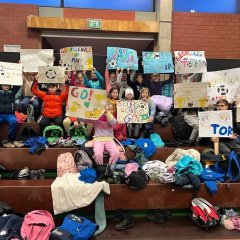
[31,80,68,118]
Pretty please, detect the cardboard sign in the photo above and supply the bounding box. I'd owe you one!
[20,49,54,72]
[142,51,174,74]
[174,82,208,108]
[202,68,240,104]
[117,100,149,123]
[174,51,207,74]
[60,46,93,71]
[38,66,65,84]
[0,61,23,85]
[199,110,233,138]
[175,73,202,83]
[66,87,107,120]
[107,47,138,70]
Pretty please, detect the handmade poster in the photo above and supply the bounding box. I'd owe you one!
[20,49,54,72]
[66,87,107,120]
[198,110,233,138]
[107,47,138,70]
[174,51,207,74]
[0,61,23,85]
[202,68,240,104]
[174,82,208,108]
[237,94,240,122]
[60,46,93,71]
[175,73,202,83]
[38,66,65,84]
[142,51,174,74]
[117,100,149,123]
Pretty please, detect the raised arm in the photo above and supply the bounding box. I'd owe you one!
[31,80,45,100]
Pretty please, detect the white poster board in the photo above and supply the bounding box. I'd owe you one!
[20,49,54,72]
[174,51,207,74]
[0,61,23,85]
[174,82,208,108]
[66,87,107,120]
[199,110,233,138]
[202,68,240,104]
[4,45,21,52]
[38,66,65,84]
[117,100,149,123]
[60,46,93,71]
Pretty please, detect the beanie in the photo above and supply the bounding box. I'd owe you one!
[125,88,134,97]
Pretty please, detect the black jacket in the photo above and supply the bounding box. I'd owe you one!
[0,86,20,114]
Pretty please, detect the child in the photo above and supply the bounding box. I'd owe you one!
[116,68,129,99]
[31,79,69,135]
[70,71,85,87]
[0,84,20,141]
[211,99,240,154]
[20,72,40,121]
[107,87,119,116]
[139,87,156,138]
[145,73,173,96]
[83,67,104,89]
[78,104,120,165]
[105,68,117,92]
[127,72,147,100]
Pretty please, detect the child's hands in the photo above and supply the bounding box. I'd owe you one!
[148,116,154,123]
[82,70,86,75]
[73,121,79,128]
[142,98,148,102]
[92,67,96,72]
[30,96,35,102]
[211,137,219,143]
[127,68,130,75]
[105,105,110,113]
[35,74,39,81]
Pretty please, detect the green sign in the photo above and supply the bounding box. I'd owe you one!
[87,19,102,30]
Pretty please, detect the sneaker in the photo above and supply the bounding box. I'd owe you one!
[146,210,165,224]
[38,169,46,179]
[17,167,30,180]
[30,170,38,180]
[115,215,134,230]
[112,209,124,221]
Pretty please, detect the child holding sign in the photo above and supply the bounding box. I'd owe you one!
[211,99,240,154]
[83,67,104,89]
[0,84,20,141]
[31,79,69,135]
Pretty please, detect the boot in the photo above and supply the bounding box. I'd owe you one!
[115,212,134,230]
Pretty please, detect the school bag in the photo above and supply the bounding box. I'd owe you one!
[113,123,127,141]
[21,210,55,240]
[74,150,93,171]
[16,125,38,142]
[172,115,192,140]
[50,214,97,240]
[57,152,78,177]
[68,125,89,143]
[43,125,64,144]
[190,198,219,228]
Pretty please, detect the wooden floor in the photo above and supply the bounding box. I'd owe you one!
[93,217,240,240]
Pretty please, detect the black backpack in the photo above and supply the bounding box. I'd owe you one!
[172,115,193,140]
[16,126,38,141]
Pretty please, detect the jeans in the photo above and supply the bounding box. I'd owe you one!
[0,114,17,140]
[183,114,199,141]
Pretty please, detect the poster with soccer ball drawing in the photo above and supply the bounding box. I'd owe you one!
[107,47,138,70]
[202,68,240,104]
[38,66,65,84]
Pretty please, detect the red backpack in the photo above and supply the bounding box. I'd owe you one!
[21,210,55,240]
[113,123,126,141]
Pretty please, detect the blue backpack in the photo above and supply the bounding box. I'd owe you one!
[50,214,97,240]
[214,151,240,183]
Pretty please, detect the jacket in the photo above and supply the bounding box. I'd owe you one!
[31,80,68,118]
[0,86,20,114]
[83,71,104,89]
[127,74,147,100]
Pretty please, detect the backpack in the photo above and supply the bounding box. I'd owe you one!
[113,123,127,141]
[190,198,219,228]
[21,210,55,240]
[74,150,93,171]
[125,169,149,190]
[16,125,38,141]
[50,214,97,240]
[43,125,64,144]
[57,152,78,177]
[172,115,192,140]
[27,104,35,123]
[68,125,89,143]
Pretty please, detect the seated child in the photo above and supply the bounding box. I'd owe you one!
[31,79,68,135]
[107,87,119,116]
[70,71,85,87]
[83,67,104,89]
[0,84,20,141]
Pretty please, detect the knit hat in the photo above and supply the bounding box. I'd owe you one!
[125,88,134,97]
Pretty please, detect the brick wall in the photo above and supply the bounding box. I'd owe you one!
[172,12,240,59]
[0,3,40,51]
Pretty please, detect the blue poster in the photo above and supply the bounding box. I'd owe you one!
[142,52,174,74]
[107,47,138,70]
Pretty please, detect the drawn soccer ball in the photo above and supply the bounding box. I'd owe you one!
[217,85,228,96]
[46,69,56,79]
[153,52,160,59]
[108,59,117,68]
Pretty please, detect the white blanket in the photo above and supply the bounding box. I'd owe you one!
[51,173,110,215]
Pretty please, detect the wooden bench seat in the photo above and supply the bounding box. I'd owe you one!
[0,147,205,170]
[0,179,238,213]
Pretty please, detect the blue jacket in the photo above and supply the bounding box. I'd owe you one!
[83,71,104,89]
